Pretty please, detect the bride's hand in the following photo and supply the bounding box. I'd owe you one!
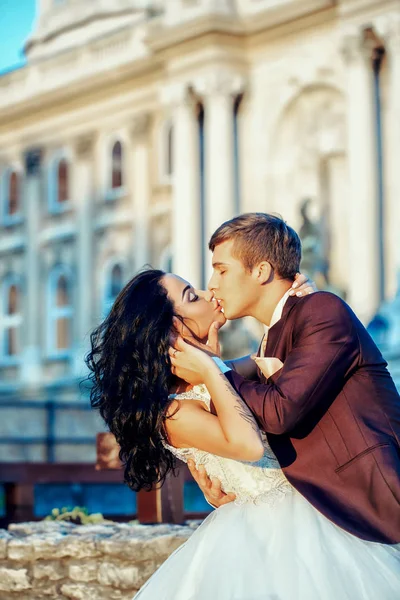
[169,336,213,383]
[289,272,317,297]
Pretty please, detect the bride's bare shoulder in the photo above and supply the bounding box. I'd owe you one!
[164,398,209,449]
[166,397,208,420]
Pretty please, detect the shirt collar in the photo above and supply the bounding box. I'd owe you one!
[263,289,292,334]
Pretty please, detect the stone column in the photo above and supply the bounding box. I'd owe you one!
[169,84,202,287]
[21,148,42,386]
[131,114,151,273]
[384,18,400,298]
[73,134,94,377]
[201,71,244,281]
[342,31,379,324]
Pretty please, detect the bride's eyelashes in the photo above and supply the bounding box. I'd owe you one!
[188,291,199,302]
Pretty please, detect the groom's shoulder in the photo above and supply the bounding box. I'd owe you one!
[292,291,354,322]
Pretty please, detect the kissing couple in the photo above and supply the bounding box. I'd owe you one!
[87,213,400,599]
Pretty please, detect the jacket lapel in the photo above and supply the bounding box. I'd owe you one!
[264,294,300,358]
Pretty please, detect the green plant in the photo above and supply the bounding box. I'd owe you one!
[44,506,112,525]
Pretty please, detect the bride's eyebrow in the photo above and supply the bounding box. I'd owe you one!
[181,285,191,299]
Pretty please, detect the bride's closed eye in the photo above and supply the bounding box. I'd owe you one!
[188,291,199,302]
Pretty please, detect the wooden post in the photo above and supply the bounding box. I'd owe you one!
[137,468,185,525]
[4,483,35,524]
[95,432,185,524]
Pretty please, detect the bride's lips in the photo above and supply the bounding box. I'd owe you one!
[213,298,224,313]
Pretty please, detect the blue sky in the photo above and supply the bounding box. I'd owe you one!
[0,0,36,74]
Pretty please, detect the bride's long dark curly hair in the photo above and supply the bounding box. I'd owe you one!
[85,269,178,491]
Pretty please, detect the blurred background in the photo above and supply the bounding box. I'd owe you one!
[0,0,399,524]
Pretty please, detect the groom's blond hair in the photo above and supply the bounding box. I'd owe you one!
[209,213,302,280]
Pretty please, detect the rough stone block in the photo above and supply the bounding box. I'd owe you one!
[8,539,34,561]
[97,561,141,590]
[31,579,61,598]
[61,583,137,600]
[149,534,188,560]
[58,536,101,559]
[32,560,66,581]
[0,531,12,559]
[32,535,64,560]
[0,567,32,591]
[68,560,98,582]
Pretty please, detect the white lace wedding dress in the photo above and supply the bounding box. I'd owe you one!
[134,384,400,599]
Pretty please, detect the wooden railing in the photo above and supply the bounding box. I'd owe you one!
[0,459,208,529]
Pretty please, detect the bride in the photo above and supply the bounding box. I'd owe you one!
[86,268,400,599]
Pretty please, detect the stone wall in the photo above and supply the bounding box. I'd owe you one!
[0,520,199,599]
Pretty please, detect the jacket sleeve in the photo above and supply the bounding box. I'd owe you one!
[225,294,360,435]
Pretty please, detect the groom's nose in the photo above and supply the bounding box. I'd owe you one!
[195,289,214,302]
[207,272,217,292]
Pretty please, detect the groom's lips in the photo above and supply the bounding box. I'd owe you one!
[215,298,224,313]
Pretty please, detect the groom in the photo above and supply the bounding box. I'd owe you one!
[173,213,400,544]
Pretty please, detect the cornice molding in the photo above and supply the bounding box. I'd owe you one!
[147,0,336,54]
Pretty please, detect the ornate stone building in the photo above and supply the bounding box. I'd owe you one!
[0,0,399,462]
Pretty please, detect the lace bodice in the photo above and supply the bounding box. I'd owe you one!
[164,384,293,506]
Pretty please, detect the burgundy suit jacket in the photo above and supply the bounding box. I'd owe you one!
[226,292,400,544]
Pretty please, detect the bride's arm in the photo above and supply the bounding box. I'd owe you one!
[167,339,264,462]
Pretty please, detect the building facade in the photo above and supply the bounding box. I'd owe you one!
[0,0,399,462]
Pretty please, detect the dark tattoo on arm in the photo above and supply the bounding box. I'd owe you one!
[218,373,261,436]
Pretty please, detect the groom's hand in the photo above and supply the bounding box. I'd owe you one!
[188,460,236,508]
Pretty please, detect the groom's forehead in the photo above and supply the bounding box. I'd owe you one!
[212,240,244,269]
[212,240,235,261]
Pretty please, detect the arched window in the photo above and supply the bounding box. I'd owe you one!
[103,261,125,317]
[57,159,69,204]
[0,277,22,362]
[1,168,22,224]
[48,152,71,212]
[8,171,20,215]
[111,141,123,190]
[47,267,73,355]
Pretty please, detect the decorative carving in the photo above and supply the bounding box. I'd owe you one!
[340,30,374,65]
[290,90,346,159]
[195,70,246,99]
[75,134,95,159]
[131,113,152,138]
[161,82,197,108]
[383,14,400,55]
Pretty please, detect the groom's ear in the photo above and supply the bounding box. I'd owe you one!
[255,262,273,285]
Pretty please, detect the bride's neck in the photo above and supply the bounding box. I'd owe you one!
[169,376,193,394]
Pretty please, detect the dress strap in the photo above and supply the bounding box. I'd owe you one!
[168,384,211,410]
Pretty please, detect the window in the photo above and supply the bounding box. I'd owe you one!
[103,261,125,317]
[111,141,123,190]
[47,267,73,357]
[1,168,22,225]
[57,159,69,204]
[0,277,22,363]
[48,153,71,213]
